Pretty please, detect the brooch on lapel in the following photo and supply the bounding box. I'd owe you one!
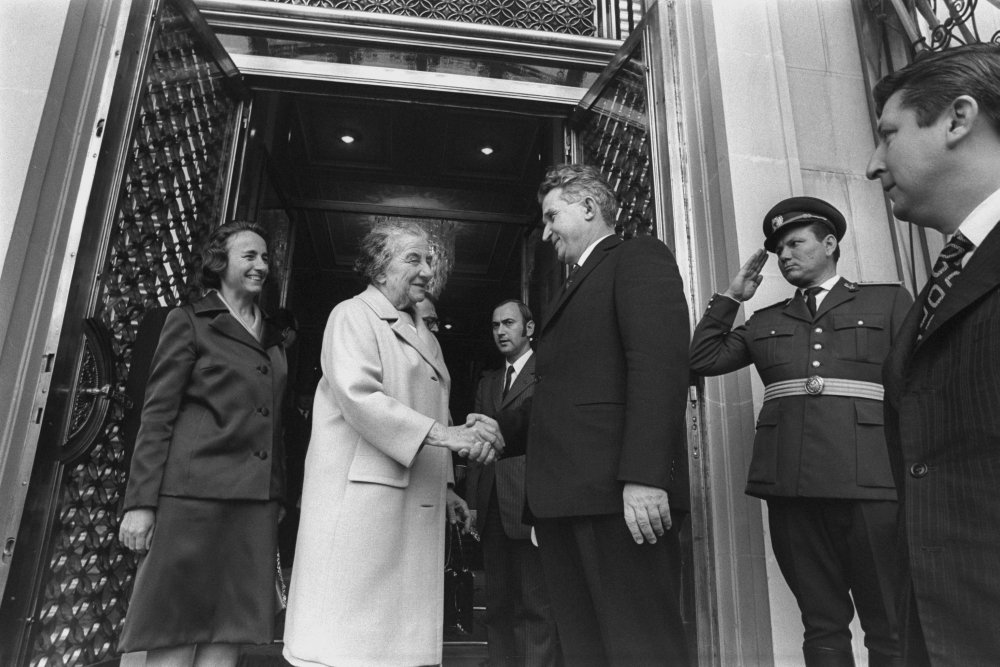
[844,281,859,292]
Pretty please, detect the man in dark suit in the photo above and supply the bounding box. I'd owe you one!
[467,299,560,666]
[866,43,1000,666]
[525,164,690,666]
[689,197,911,667]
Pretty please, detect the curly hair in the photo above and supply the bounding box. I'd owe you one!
[537,164,618,226]
[354,220,429,284]
[199,221,270,290]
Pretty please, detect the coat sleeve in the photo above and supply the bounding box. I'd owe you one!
[689,294,755,376]
[122,306,197,511]
[325,302,436,469]
[614,238,690,492]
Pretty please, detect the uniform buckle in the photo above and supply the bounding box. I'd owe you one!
[804,375,825,395]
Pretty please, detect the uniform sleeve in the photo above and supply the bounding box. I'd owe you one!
[614,238,691,491]
[122,306,197,511]
[689,294,755,376]
[325,303,436,469]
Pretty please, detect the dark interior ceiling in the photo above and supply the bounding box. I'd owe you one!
[253,87,563,393]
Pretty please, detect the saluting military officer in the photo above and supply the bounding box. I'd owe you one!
[690,196,911,667]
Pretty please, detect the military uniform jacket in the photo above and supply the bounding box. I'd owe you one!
[690,278,911,500]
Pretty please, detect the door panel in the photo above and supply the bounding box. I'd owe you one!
[0,0,247,663]
[571,12,658,240]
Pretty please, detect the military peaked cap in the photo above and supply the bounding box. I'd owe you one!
[762,196,846,252]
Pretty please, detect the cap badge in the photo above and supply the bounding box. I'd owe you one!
[771,215,784,231]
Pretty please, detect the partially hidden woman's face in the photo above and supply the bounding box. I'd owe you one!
[221,231,269,298]
[377,233,433,310]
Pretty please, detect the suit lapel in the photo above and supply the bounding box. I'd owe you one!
[500,354,536,409]
[197,293,268,355]
[916,220,1000,351]
[544,235,620,334]
[781,292,813,323]
[814,278,856,320]
[357,286,450,380]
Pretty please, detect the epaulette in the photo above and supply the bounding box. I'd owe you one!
[756,299,789,312]
[854,280,904,287]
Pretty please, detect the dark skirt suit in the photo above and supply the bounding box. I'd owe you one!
[119,292,287,652]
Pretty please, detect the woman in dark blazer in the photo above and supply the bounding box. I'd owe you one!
[118,221,288,666]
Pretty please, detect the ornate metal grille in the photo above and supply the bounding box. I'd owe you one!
[869,0,1000,53]
[576,44,654,238]
[263,0,598,36]
[28,1,241,663]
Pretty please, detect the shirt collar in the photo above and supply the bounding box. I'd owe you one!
[954,185,1000,248]
[506,348,533,377]
[800,274,841,296]
[576,232,615,269]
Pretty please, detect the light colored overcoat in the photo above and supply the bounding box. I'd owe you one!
[283,285,453,667]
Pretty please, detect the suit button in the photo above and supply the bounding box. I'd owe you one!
[814,327,823,334]
[811,360,821,368]
[431,376,438,382]
[258,406,270,416]
[910,462,928,478]
[258,365,269,375]
[254,450,269,460]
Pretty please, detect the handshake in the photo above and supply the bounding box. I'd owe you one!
[425,414,506,465]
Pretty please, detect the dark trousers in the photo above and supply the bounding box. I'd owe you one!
[535,513,689,667]
[482,493,561,667]
[767,498,902,663]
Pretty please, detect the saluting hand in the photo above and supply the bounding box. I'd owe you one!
[724,248,768,302]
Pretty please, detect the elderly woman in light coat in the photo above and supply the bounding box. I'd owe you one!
[283,220,502,667]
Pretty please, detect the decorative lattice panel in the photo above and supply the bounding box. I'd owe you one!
[29,2,240,664]
[576,44,654,239]
[265,0,597,36]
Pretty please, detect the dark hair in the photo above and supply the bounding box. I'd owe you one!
[354,220,429,284]
[199,221,270,290]
[873,43,1000,131]
[537,164,618,225]
[494,299,534,327]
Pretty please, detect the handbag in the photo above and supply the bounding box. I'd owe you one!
[443,522,475,633]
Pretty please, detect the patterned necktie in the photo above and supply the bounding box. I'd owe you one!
[564,264,581,291]
[502,365,515,399]
[802,286,822,317]
[918,232,975,342]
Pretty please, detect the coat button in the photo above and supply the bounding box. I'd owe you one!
[258,365,269,375]
[813,343,822,350]
[811,360,821,368]
[254,450,269,460]
[430,376,438,382]
[910,462,928,478]
[814,327,823,334]
[857,320,864,326]
[258,406,270,416]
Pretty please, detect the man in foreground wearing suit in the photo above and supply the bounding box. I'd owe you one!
[526,164,690,666]
[866,43,1000,666]
[467,299,561,666]
[689,197,910,667]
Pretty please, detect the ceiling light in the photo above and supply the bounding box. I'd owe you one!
[443,322,453,330]
[480,146,494,156]
[341,134,355,144]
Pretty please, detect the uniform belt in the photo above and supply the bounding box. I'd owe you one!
[763,376,883,402]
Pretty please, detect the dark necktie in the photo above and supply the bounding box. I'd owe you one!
[564,264,581,291]
[502,365,515,399]
[918,232,975,342]
[802,286,822,317]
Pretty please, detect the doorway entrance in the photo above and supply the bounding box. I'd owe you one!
[0,0,697,663]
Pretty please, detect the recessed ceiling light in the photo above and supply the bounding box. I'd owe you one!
[443,322,454,330]
[341,134,356,144]
[480,146,494,156]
